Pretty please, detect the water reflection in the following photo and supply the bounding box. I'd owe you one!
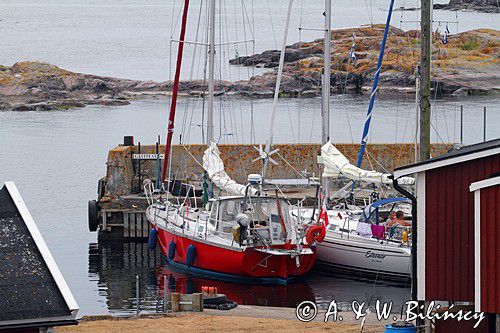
[89,242,412,315]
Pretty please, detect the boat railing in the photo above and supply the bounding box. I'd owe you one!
[144,179,155,205]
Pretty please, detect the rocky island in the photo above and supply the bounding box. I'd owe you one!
[434,0,499,13]
[0,26,498,111]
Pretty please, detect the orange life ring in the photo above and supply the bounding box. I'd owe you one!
[306,225,326,244]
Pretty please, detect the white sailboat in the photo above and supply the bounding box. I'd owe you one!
[307,0,413,280]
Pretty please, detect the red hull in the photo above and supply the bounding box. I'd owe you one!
[156,228,316,280]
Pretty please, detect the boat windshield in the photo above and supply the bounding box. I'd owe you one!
[216,197,292,243]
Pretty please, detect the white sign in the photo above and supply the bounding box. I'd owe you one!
[132,154,165,160]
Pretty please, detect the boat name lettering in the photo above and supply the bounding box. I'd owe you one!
[365,251,386,260]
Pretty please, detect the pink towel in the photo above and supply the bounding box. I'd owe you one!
[371,224,385,240]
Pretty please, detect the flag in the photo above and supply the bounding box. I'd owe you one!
[441,34,448,45]
[349,33,357,61]
[318,194,329,227]
[349,49,357,60]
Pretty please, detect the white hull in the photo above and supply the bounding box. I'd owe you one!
[316,232,411,280]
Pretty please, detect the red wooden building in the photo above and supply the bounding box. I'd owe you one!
[470,175,500,315]
[393,139,500,331]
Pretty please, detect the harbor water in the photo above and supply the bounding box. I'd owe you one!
[0,0,498,317]
[0,95,498,315]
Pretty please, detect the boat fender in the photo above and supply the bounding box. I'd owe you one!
[148,228,158,250]
[185,278,195,294]
[168,240,176,260]
[186,244,196,267]
[88,200,99,232]
[306,225,326,245]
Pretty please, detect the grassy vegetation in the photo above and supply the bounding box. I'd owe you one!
[293,26,499,79]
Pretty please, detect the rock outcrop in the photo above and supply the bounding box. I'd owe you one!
[0,27,498,111]
[434,0,499,13]
[230,26,499,97]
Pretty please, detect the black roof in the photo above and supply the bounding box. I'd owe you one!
[0,184,77,329]
[395,138,500,172]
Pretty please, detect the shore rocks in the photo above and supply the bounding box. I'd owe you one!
[0,27,498,111]
[434,0,499,13]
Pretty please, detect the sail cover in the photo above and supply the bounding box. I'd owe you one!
[203,142,258,196]
[321,142,415,185]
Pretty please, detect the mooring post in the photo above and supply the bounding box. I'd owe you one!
[483,106,487,142]
[135,275,140,318]
[138,142,141,191]
[163,275,167,315]
[171,292,180,312]
[460,105,463,145]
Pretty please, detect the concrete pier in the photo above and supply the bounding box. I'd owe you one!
[92,142,451,241]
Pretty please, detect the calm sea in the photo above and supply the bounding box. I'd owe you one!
[0,0,498,316]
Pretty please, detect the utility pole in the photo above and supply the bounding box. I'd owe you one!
[206,0,216,145]
[419,0,431,162]
[321,0,331,143]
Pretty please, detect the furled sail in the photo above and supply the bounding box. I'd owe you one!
[203,142,258,196]
[321,142,415,185]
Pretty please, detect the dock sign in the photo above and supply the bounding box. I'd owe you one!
[132,154,165,160]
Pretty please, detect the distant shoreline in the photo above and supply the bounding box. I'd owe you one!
[0,27,498,111]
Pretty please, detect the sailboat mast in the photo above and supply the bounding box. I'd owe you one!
[206,0,216,144]
[355,0,395,168]
[321,0,331,143]
[419,0,432,161]
[161,0,190,183]
[260,0,294,184]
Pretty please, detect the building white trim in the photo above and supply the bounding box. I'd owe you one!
[0,315,77,328]
[473,189,481,313]
[469,176,500,192]
[394,148,500,179]
[416,172,426,301]
[4,182,79,315]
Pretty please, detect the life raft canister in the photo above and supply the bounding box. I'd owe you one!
[148,228,158,250]
[168,240,176,260]
[306,225,326,245]
[186,244,196,267]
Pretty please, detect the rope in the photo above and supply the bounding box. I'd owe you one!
[181,144,204,169]
[276,151,307,179]
[365,148,391,174]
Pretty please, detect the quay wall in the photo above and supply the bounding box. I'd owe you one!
[103,143,451,198]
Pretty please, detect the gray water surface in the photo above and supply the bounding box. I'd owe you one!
[0,95,498,315]
[1,0,498,316]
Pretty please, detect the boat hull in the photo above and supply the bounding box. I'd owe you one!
[316,233,411,280]
[156,227,316,283]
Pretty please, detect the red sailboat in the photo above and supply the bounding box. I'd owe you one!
[146,0,320,284]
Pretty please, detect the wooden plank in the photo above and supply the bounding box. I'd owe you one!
[436,168,447,300]
[138,212,146,238]
[130,212,136,238]
[124,212,130,238]
[451,164,461,301]
[192,293,203,312]
[425,169,439,299]
[444,166,454,299]
[171,293,180,312]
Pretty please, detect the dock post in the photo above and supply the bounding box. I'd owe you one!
[192,293,203,312]
[483,106,487,142]
[171,293,180,312]
[163,275,167,315]
[135,275,140,318]
[138,142,141,191]
[460,105,463,145]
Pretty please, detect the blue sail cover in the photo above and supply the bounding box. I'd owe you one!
[362,197,411,222]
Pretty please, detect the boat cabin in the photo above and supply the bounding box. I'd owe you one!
[208,196,295,245]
